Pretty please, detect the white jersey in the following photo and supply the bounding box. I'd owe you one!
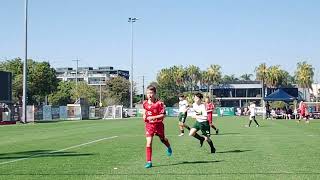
[192,103,208,122]
[249,104,256,116]
[179,100,188,112]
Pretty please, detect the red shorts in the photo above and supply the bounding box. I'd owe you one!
[145,122,165,138]
[207,114,213,124]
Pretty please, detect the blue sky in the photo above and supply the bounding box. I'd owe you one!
[1,0,320,89]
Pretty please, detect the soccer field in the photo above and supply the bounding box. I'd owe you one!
[0,117,319,180]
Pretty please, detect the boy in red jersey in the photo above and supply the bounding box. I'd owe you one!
[205,96,219,134]
[143,85,172,168]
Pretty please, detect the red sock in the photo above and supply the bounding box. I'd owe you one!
[146,147,152,162]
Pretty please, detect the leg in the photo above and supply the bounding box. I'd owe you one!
[178,122,184,136]
[145,136,153,168]
[205,135,216,153]
[253,116,260,127]
[189,128,205,147]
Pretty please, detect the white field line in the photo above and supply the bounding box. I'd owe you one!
[0,136,118,165]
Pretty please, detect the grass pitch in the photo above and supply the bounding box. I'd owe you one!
[0,116,319,180]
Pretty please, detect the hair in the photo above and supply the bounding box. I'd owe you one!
[147,85,157,93]
[179,94,185,98]
[194,92,203,99]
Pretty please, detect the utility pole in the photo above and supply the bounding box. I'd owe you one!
[142,75,145,101]
[72,59,80,88]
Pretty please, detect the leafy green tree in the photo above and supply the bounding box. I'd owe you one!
[104,76,132,107]
[0,58,58,104]
[71,82,98,106]
[48,81,74,105]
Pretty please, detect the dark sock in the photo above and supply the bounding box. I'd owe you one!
[211,125,217,131]
[207,138,216,153]
[185,125,190,130]
[249,120,252,127]
[254,119,259,126]
[181,129,184,134]
[193,133,205,147]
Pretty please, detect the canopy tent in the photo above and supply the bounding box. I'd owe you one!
[264,89,296,102]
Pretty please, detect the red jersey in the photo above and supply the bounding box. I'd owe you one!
[143,99,165,123]
[206,103,214,115]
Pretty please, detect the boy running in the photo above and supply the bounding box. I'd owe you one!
[143,85,172,168]
[205,96,219,134]
[178,95,190,136]
[189,93,216,153]
[246,101,260,127]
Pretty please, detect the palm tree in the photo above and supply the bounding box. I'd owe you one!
[207,64,222,91]
[170,65,187,93]
[240,73,253,81]
[201,70,210,92]
[186,65,201,92]
[222,74,238,83]
[266,65,283,88]
[255,63,268,84]
[295,61,314,100]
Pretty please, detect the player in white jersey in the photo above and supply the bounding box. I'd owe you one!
[177,95,190,136]
[246,101,260,127]
[189,93,216,153]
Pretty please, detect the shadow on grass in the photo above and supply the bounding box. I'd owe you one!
[213,132,241,135]
[216,149,252,154]
[154,160,223,167]
[0,150,94,160]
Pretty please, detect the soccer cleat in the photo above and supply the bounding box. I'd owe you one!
[256,125,260,127]
[306,121,310,124]
[144,162,152,168]
[166,147,172,156]
[216,129,219,135]
[178,133,184,136]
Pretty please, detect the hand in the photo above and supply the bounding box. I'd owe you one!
[147,116,154,121]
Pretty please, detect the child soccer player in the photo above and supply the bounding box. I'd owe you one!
[189,93,216,153]
[205,96,219,135]
[247,101,260,127]
[178,95,190,136]
[143,85,172,168]
[298,101,310,123]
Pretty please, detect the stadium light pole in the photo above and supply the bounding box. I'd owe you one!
[22,0,29,123]
[128,17,139,108]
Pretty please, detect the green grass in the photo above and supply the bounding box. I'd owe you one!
[0,117,319,180]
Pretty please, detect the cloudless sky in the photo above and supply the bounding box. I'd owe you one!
[1,0,320,90]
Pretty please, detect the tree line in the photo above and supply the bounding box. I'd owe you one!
[156,62,315,106]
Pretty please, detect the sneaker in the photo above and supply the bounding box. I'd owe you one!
[144,162,152,168]
[178,133,184,136]
[216,129,219,135]
[166,147,172,156]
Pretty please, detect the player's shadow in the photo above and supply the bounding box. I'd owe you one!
[0,150,94,160]
[216,149,252,154]
[154,160,223,167]
[212,133,240,135]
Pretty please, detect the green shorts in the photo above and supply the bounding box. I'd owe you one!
[178,112,187,123]
[192,121,210,136]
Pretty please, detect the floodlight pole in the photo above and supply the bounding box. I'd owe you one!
[22,0,28,123]
[128,17,138,108]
